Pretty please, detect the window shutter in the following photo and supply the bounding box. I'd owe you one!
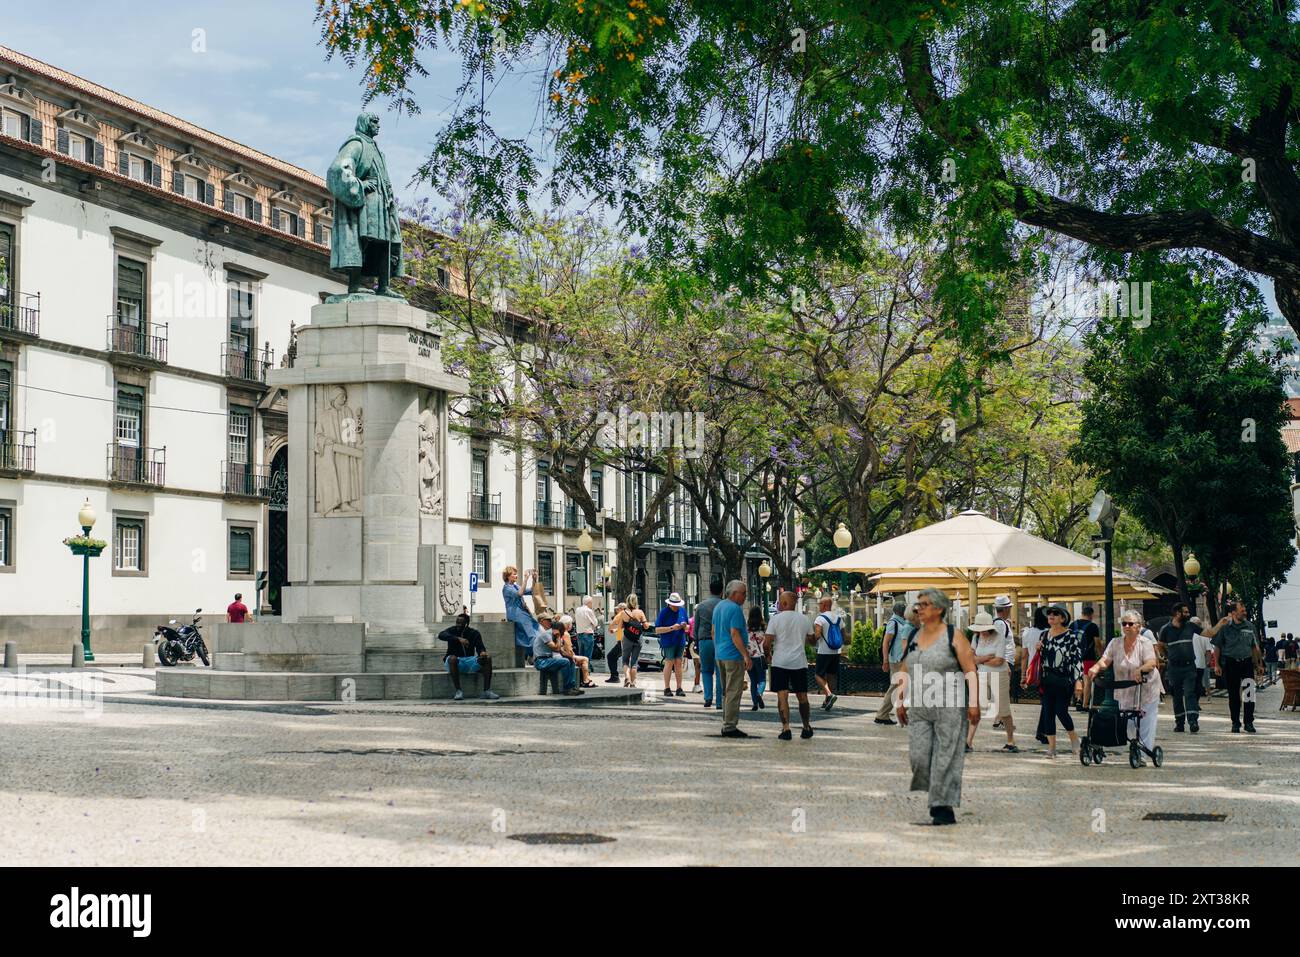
[294,215,304,238]
[271,208,281,230]
[251,201,262,224]
[56,128,69,154]
[172,170,185,194]
[92,141,104,167]
[223,189,235,213]
[117,151,129,176]
[203,182,215,206]
[230,528,252,573]
[27,118,42,147]
[150,162,162,188]
[313,222,323,244]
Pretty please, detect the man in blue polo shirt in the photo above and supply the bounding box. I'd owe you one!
[712,579,752,738]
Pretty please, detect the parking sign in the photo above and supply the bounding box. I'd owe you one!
[469,572,479,593]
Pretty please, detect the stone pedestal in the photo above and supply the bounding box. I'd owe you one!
[268,298,468,651]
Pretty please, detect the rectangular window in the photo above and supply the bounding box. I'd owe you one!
[0,221,13,303]
[471,453,487,496]
[113,517,144,572]
[537,549,555,595]
[229,407,251,465]
[228,280,255,351]
[183,175,201,201]
[0,505,11,568]
[536,461,550,506]
[592,552,605,591]
[591,469,603,510]
[68,133,85,162]
[473,544,489,581]
[0,360,11,436]
[115,386,143,447]
[1,111,23,139]
[228,525,254,575]
[321,224,331,246]
[116,257,146,325]
[128,154,147,183]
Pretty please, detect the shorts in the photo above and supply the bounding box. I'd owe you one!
[660,642,684,660]
[771,666,809,694]
[1082,660,1097,681]
[444,655,482,674]
[815,653,841,678]
[621,638,643,666]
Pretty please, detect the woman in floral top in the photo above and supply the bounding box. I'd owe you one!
[747,606,768,711]
[1037,604,1084,758]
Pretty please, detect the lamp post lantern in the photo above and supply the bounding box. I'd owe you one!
[67,498,104,663]
[758,559,771,612]
[1088,490,1119,645]
[833,521,852,595]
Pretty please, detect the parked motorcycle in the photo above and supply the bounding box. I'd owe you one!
[154,609,210,667]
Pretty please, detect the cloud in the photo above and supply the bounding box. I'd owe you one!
[269,87,322,105]
[304,71,342,81]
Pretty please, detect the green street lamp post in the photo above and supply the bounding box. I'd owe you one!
[65,499,105,663]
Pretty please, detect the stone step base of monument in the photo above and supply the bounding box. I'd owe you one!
[155,666,645,703]
[212,650,458,672]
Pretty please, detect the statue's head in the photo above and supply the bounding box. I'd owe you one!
[356,112,381,137]
[331,386,348,409]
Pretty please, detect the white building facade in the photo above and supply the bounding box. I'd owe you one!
[0,46,770,652]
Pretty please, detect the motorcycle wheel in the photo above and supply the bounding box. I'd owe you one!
[197,641,210,667]
[157,642,178,667]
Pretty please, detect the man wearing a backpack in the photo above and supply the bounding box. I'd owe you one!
[813,596,846,711]
[875,600,914,725]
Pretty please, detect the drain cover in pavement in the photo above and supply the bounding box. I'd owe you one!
[508,832,616,845]
[1143,812,1226,822]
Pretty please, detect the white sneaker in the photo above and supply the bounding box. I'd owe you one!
[453,689,464,701]
[480,690,500,700]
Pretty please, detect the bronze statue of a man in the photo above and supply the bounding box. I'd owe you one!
[327,112,405,299]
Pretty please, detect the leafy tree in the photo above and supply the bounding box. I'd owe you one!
[320,0,1300,344]
[404,205,686,598]
[1074,258,1295,606]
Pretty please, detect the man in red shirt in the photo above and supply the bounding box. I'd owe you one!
[226,593,252,624]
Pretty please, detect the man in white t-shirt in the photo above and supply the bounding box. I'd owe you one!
[764,590,816,740]
[1192,624,1213,697]
[812,597,846,711]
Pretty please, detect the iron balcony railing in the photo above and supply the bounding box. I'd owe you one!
[0,429,35,472]
[221,342,273,383]
[0,293,40,337]
[106,443,165,486]
[564,506,581,530]
[106,317,168,362]
[469,492,501,522]
[535,503,563,528]
[656,524,682,545]
[222,461,269,497]
[684,530,707,547]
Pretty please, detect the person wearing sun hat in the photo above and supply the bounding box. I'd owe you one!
[1037,603,1083,758]
[655,591,690,697]
[966,611,1018,753]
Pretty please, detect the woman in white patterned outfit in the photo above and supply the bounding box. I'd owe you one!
[896,588,980,826]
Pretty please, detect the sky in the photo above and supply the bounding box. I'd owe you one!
[1,0,544,208]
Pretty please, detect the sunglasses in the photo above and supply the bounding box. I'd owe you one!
[1121,621,1140,627]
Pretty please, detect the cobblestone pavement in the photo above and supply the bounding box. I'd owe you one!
[0,673,1296,866]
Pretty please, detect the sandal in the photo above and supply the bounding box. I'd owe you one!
[582,681,597,688]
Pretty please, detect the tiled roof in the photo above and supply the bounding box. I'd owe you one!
[0,44,326,191]
[1286,397,1300,421]
[1283,424,1300,454]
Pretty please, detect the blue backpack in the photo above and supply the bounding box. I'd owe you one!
[819,613,845,651]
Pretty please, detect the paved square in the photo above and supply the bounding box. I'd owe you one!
[1,673,1296,866]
